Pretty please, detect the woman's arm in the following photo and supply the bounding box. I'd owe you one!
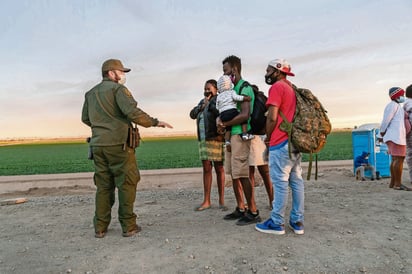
[189,99,205,119]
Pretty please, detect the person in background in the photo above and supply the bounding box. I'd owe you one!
[379,87,411,191]
[249,135,273,208]
[255,58,305,235]
[354,152,377,181]
[82,59,173,238]
[403,84,412,185]
[218,55,261,226]
[190,79,226,211]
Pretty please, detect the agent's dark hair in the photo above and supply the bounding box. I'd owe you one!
[406,84,412,98]
[205,79,217,89]
[222,55,242,74]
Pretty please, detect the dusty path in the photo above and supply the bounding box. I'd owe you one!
[0,166,411,273]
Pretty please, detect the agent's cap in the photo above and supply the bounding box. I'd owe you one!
[268,59,295,76]
[102,59,131,73]
[388,87,405,100]
[217,75,233,92]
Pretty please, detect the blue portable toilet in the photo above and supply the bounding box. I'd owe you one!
[352,123,391,178]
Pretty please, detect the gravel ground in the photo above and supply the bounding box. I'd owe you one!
[0,167,411,274]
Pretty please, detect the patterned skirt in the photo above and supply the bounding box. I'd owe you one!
[198,140,225,162]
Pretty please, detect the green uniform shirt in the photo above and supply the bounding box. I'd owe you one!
[81,78,159,146]
[231,79,254,135]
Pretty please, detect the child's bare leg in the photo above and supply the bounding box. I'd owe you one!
[240,123,254,141]
[224,131,231,152]
[224,131,231,143]
[241,124,248,135]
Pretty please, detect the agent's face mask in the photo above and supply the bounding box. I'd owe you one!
[118,74,126,85]
[114,71,126,85]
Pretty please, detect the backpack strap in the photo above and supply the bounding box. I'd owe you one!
[279,108,317,181]
[239,81,250,94]
[278,110,293,159]
[307,153,313,181]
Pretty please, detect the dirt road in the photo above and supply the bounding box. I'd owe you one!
[0,167,411,273]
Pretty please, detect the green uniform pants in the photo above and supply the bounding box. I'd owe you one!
[92,145,140,233]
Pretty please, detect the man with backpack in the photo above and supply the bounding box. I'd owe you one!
[255,58,305,235]
[217,55,261,226]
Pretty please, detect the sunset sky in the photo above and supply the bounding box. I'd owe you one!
[1,0,411,139]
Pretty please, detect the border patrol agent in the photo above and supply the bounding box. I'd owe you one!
[82,59,172,238]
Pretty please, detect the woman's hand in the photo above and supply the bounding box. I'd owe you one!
[216,117,226,134]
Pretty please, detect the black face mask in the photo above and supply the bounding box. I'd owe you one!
[265,71,276,85]
[204,91,212,97]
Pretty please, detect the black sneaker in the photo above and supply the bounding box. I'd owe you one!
[223,207,245,220]
[236,210,261,226]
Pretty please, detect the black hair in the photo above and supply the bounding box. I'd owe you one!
[406,84,412,98]
[222,55,242,74]
[205,79,217,89]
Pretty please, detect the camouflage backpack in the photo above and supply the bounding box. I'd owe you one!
[279,84,332,180]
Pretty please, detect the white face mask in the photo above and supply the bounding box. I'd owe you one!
[118,74,126,85]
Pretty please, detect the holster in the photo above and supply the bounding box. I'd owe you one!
[86,137,93,160]
[127,124,141,149]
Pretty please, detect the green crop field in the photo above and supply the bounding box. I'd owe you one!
[0,132,352,176]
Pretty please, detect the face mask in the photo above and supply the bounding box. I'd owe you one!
[204,91,212,97]
[395,96,405,103]
[230,74,236,83]
[265,71,276,85]
[118,74,126,85]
